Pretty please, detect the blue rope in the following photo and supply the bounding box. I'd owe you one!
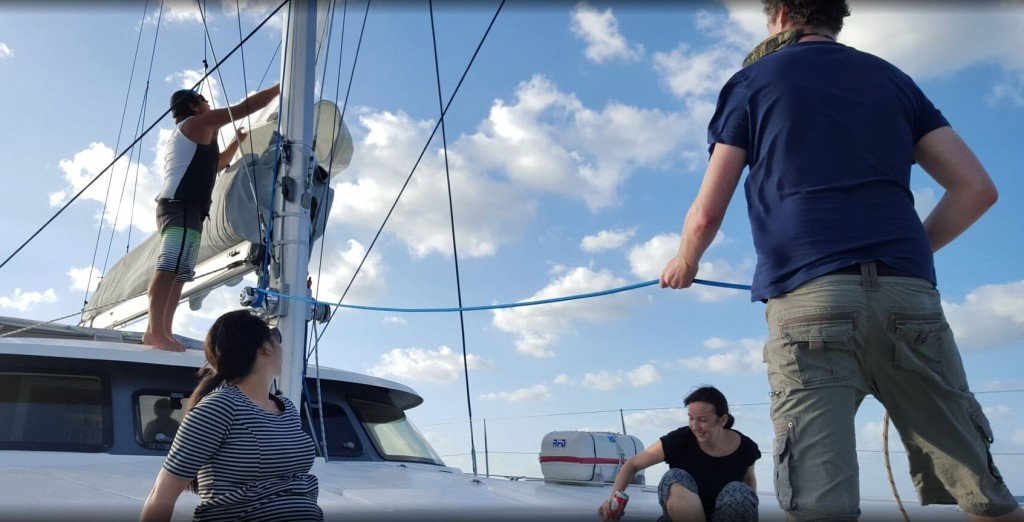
[257,278,751,314]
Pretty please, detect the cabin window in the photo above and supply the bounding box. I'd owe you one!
[350,398,443,465]
[134,391,187,450]
[0,372,110,451]
[300,401,363,457]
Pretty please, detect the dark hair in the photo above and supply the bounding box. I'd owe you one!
[185,309,272,493]
[762,0,850,35]
[170,89,202,121]
[684,385,734,429]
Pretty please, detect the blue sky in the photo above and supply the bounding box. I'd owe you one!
[1,0,1023,501]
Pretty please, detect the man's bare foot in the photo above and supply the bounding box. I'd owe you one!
[163,332,189,352]
[143,333,186,352]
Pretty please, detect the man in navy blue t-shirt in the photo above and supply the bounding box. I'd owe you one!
[660,1,1021,520]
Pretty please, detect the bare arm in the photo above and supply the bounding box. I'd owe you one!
[598,440,666,519]
[744,465,756,490]
[139,468,190,522]
[914,127,998,252]
[217,128,248,172]
[184,84,280,143]
[661,143,746,289]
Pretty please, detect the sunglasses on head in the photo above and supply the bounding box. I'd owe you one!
[268,327,282,345]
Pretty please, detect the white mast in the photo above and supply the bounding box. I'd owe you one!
[273,0,317,405]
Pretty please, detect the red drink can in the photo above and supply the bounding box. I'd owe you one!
[607,490,629,520]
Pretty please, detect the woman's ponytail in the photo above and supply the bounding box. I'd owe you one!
[186,366,224,413]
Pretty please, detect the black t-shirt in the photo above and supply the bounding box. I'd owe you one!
[660,427,761,517]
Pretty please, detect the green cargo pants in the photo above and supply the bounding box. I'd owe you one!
[764,262,1017,521]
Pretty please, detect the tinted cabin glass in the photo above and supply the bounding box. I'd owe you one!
[136,393,186,449]
[350,398,443,465]
[0,372,108,451]
[300,401,363,457]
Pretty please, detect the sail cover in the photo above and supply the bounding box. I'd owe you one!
[81,100,353,326]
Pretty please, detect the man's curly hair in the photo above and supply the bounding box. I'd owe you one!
[762,0,851,35]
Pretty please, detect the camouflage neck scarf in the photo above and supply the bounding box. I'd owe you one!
[742,29,836,68]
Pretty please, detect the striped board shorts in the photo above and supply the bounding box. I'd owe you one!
[155,200,204,283]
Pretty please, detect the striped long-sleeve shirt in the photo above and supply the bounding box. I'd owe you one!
[163,384,323,521]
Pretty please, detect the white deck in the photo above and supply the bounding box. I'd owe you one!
[0,451,965,521]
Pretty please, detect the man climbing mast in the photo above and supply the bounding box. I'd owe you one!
[660,0,1022,520]
[144,84,279,352]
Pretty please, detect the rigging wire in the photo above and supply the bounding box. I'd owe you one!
[195,0,262,196]
[257,41,283,90]
[232,0,271,247]
[201,0,209,89]
[256,0,296,294]
[309,0,348,325]
[0,0,290,274]
[429,0,478,476]
[310,0,363,348]
[99,4,166,295]
[302,0,341,463]
[82,0,152,312]
[0,265,234,339]
[314,0,505,345]
[127,0,167,250]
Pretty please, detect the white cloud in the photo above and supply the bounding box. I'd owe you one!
[628,232,747,302]
[67,266,102,293]
[653,43,743,99]
[580,228,634,253]
[221,0,289,31]
[570,2,644,64]
[310,239,387,305]
[53,141,161,234]
[983,405,1014,420]
[626,363,661,387]
[981,379,1024,391]
[679,337,764,375]
[581,370,624,391]
[0,288,58,312]
[367,345,494,384]
[943,280,1024,350]
[553,374,570,385]
[331,108,534,259]
[991,72,1024,107]
[480,384,551,403]
[1014,429,1024,446]
[491,267,644,357]
[383,316,408,326]
[333,76,704,256]
[172,278,253,340]
[912,187,938,220]
[623,408,686,434]
[0,43,12,59]
[721,1,1024,105]
[463,75,697,210]
[157,1,202,24]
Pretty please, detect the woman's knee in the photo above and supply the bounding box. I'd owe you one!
[712,481,758,522]
[659,469,698,503]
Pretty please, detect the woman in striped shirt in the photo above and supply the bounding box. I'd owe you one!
[140,310,323,521]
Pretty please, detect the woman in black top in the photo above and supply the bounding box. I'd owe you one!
[599,386,761,521]
[140,310,323,521]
